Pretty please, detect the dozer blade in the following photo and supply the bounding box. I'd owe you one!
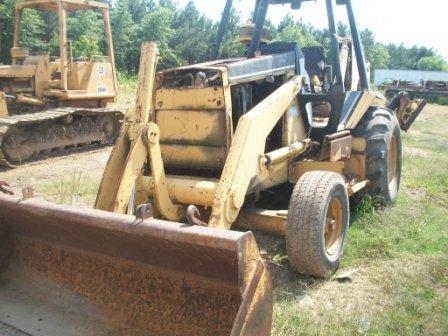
[0,194,272,336]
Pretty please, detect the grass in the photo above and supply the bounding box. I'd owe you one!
[270,105,448,335]
[42,168,100,205]
[109,74,138,117]
[438,97,448,106]
[117,71,138,89]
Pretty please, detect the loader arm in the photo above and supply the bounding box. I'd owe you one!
[95,43,182,220]
[208,75,307,229]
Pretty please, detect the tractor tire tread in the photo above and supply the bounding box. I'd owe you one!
[353,107,402,204]
[287,171,348,277]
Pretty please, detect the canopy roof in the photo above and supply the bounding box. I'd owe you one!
[16,0,109,12]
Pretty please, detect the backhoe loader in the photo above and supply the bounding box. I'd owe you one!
[0,0,123,167]
[0,0,425,335]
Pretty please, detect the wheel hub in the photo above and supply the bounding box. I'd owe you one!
[324,198,343,256]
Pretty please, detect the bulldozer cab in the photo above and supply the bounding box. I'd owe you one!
[8,0,117,101]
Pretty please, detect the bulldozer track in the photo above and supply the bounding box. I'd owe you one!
[0,107,123,167]
[0,143,111,171]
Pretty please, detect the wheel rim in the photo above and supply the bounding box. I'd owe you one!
[388,135,398,190]
[324,196,344,257]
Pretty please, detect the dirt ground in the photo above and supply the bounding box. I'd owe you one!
[0,147,111,206]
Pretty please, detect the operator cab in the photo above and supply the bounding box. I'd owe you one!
[153,0,380,175]
[210,0,378,141]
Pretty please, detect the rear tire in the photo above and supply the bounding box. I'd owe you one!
[353,108,402,205]
[286,171,349,278]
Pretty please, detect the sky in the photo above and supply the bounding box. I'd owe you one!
[175,0,448,62]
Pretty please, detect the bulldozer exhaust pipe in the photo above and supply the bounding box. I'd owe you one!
[0,194,272,335]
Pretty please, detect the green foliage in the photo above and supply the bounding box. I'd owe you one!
[416,55,448,71]
[111,0,138,72]
[0,0,17,63]
[0,0,447,76]
[67,10,104,58]
[387,44,436,70]
[360,30,390,80]
[18,9,47,51]
[138,6,181,69]
[170,1,214,63]
[218,8,245,59]
[72,35,101,58]
[39,12,60,54]
[117,71,137,89]
[274,15,320,47]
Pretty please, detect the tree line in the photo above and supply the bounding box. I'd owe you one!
[1,0,447,77]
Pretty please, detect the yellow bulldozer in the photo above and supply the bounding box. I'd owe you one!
[0,0,426,335]
[0,0,123,167]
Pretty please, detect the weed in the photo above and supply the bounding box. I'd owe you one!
[53,169,83,204]
[40,168,100,206]
[117,72,137,89]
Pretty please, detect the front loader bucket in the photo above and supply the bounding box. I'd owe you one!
[0,195,272,336]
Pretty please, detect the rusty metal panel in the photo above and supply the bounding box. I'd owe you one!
[161,144,227,169]
[235,209,287,236]
[319,134,353,162]
[329,135,352,161]
[155,87,225,110]
[156,109,227,147]
[343,137,366,180]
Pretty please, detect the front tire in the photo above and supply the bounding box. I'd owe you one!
[286,171,349,278]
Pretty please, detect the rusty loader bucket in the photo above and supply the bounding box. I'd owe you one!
[0,194,272,336]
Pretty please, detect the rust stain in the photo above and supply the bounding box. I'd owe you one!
[8,237,240,336]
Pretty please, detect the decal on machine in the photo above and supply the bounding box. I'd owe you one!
[98,65,105,76]
[97,86,108,93]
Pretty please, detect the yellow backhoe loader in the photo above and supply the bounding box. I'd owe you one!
[0,0,123,167]
[0,0,425,335]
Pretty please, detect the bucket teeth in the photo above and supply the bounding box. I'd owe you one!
[135,203,154,220]
[186,205,208,226]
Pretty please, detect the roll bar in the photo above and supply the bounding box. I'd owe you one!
[211,0,369,91]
